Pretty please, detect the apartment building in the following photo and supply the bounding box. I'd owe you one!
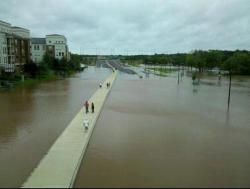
[0,20,11,65]
[1,19,71,71]
[11,27,30,67]
[31,34,70,63]
[46,34,67,60]
[0,20,30,72]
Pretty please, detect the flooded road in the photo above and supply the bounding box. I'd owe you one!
[0,67,111,187]
[75,71,250,187]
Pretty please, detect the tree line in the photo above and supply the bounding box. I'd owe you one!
[22,53,82,79]
[122,50,250,75]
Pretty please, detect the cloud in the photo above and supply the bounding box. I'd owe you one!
[0,0,250,54]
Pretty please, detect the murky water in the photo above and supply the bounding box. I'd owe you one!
[0,67,111,187]
[74,71,250,187]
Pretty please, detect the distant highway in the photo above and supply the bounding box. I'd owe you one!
[96,59,137,74]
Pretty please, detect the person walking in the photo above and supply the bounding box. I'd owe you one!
[99,83,102,88]
[91,102,95,113]
[84,100,89,114]
[83,118,89,130]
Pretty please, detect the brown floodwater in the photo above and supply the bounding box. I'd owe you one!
[0,67,111,187]
[74,71,250,188]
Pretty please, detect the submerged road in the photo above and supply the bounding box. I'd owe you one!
[97,59,137,74]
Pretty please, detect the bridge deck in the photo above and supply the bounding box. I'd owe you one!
[22,70,118,188]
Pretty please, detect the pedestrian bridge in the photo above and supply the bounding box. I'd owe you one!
[22,70,118,188]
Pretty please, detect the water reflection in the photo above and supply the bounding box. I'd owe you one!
[75,70,250,188]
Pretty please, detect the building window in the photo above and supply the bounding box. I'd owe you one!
[37,45,40,50]
[59,52,61,56]
[62,52,64,56]
[34,46,36,50]
[49,41,51,43]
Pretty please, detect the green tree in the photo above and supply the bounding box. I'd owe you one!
[23,62,39,78]
[222,52,250,74]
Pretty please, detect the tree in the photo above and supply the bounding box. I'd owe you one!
[186,54,195,70]
[23,61,39,78]
[222,52,245,74]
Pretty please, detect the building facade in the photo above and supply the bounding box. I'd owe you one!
[11,27,30,67]
[46,34,69,60]
[0,20,30,72]
[0,20,11,66]
[30,38,46,63]
[1,20,71,72]
[31,34,70,63]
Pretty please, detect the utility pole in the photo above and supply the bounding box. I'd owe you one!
[178,63,180,84]
[95,48,98,62]
[228,70,232,108]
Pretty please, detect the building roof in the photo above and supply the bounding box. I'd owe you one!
[46,34,64,36]
[31,38,46,44]
[46,34,66,38]
[0,20,11,26]
[11,26,30,32]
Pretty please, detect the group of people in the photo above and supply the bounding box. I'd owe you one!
[99,82,111,88]
[84,100,94,114]
[83,101,93,130]
[83,81,112,130]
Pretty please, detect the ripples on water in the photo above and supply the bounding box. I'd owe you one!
[0,67,111,187]
[74,70,250,188]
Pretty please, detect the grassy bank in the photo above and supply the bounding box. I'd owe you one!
[146,67,178,74]
[121,59,143,67]
[15,73,59,88]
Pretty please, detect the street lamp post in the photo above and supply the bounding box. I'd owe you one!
[228,70,232,108]
[178,63,180,84]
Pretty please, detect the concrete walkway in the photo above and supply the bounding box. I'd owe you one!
[22,70,118,188]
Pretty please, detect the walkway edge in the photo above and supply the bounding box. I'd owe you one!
[69,71,117,188]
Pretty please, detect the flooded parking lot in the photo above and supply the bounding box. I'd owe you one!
[75,71,250,187]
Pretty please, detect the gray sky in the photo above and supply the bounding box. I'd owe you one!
[1,0,250,55]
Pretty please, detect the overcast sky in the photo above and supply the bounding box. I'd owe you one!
[1,0,250,55]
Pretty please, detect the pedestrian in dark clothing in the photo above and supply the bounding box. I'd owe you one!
[84,100,89,113]
[91,102,95,113]
[107,82,110,88]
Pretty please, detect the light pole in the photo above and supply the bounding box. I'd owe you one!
[178,63,180,84]
[228,70,232,108]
